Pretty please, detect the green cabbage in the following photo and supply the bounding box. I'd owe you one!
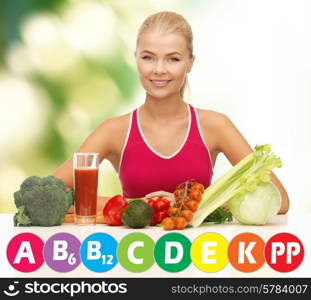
[228,182,281,225]
[190,144,282,227]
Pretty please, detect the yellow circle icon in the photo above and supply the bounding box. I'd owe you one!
[191,232,229,272]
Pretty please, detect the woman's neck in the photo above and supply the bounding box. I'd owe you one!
[140,94,188,122]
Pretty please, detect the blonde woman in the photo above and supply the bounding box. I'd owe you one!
[54,11,289,214]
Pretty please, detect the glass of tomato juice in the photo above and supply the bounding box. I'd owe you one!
[73,152,99,225]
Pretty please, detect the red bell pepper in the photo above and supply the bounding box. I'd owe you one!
[103,195,128,226]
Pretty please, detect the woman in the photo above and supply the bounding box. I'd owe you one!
[53,11,289,214]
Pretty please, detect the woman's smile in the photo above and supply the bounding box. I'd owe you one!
[150,80,172,87]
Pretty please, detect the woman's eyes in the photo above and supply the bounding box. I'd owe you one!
[141,56,180,62]
[142,56,153,61]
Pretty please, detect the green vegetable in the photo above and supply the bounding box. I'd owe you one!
[190,144,282,227]
[121,200,153,228]
[14,175,74,226]
[228,182,281,225]
[203,207,233,224]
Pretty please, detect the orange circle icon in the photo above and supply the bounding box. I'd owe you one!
[228,232,265,272]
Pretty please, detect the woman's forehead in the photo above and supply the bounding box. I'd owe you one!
[137,30,188,54]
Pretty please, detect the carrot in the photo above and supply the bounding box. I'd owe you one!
[63,212,105,224]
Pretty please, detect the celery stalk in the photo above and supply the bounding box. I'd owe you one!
[190,144,282,227]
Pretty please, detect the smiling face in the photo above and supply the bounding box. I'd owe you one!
[136,30,194,100]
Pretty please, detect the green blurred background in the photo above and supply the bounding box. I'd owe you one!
[0,0,203,213]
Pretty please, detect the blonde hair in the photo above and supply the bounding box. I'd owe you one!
[136,11,193,99]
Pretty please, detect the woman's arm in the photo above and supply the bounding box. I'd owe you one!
[53,118,117,212]
[213,113,289,214]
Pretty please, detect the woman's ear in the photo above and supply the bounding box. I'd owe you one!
[186,55,195,73]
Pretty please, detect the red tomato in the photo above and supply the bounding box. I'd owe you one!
[150,210,169,226]
[147,198,155,208]
[150,213,158,226]
[155,210,168,223]
[153,197,170,212]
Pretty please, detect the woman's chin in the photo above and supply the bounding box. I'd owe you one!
[146,90,179,100]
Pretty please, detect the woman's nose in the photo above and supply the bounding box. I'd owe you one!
[153,60,166,74]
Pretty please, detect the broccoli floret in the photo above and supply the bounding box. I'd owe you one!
[14,175,74,226]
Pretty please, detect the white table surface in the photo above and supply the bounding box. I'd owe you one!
[0,212,310,278]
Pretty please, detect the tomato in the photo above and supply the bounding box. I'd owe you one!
[150,213,158,226]
[156,210,168,223]
[150,210,168,226]
[147,198,155,209]
[153,197,170,212]
[174,216,188,230]
[176,200,184,208]
[161,217,175,230]
[174,189,185,201]
[191,183,205,193]
[181,209,193,222]
[185,200,199,212]
[188,190,202,202]
[167,206,179,216]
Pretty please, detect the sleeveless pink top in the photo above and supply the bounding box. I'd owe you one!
[118,104,213,198]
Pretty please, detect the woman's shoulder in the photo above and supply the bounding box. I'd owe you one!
[96,111,132,137]
[195,107,232,131]
[90,111,132,155]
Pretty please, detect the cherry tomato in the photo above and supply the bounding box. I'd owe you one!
[191,183,205,193]
[167,206,179,216]
[181,209,193,222]
[161,217,175,230]
[176,200,184,208]
[153,197,170,212]
[174,189,185,201]
[188,190,202,202]
[185,200,199,212]
[174,216,188,230]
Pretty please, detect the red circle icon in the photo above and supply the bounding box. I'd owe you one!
[7,233,44,272]
[264,232,304,272]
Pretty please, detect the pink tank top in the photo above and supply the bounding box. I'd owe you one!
[118,104,213,198]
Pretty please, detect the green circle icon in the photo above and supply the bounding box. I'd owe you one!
[154,233,191,272]
[117,233,154,272]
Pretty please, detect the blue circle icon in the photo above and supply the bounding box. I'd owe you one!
[80,233,118,272]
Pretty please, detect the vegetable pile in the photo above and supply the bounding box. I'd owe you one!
[103,144,282,230]
[14,175,74,226]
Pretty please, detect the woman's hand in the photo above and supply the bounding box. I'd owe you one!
[144,191,175,203]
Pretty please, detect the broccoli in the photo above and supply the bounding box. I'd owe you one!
[13,175,74,226]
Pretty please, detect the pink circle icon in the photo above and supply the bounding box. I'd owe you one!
[7,233,44,272]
